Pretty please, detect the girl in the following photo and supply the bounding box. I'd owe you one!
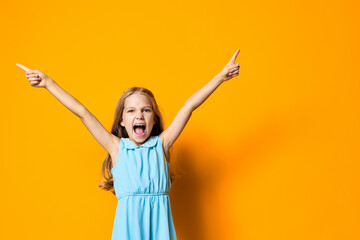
[16,49,240,240]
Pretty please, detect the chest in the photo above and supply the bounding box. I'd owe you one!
[110,142,169,168]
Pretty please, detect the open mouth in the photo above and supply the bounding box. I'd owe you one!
[133,124,146,137]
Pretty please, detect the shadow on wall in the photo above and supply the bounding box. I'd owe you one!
[168,110,306,239]
[168,130,234,239]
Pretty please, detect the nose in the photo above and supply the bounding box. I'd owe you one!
[135,111,144,119]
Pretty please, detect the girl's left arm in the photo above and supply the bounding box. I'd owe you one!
[160,49,240,152]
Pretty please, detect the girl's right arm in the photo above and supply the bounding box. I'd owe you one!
[16,63,119,156]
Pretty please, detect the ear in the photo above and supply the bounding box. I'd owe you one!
[120,121,125,127]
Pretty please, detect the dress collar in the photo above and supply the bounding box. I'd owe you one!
[122,136,158,149]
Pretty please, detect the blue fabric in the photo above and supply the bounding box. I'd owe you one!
[111,135,177,240]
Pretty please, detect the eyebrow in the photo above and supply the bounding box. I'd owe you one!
[125,105,152,110]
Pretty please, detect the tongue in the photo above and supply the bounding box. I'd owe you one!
[134,127,145,135]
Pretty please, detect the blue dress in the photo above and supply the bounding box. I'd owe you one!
[111,135,177,240]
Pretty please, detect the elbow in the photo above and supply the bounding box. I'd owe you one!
[79,107,90,119]
[183,101,195,113]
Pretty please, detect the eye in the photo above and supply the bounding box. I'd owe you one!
[143,109,151,112]
[127,110,134,113]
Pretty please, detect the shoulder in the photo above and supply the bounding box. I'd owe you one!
[113,134,121,143]
[158,133,166,148]
[110,135,121,167]
[158,133,170,160]
[112,135,121,149]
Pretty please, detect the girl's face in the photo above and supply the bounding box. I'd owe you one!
[120,93,156,146]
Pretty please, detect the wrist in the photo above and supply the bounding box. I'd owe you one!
[45,78,55,90]
[214,74,225,84]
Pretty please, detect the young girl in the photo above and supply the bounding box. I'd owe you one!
[16,49,240,240]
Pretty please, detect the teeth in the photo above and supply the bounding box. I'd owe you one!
[133,124,146,132]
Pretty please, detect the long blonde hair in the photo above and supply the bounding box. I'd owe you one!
[99,87,175,195]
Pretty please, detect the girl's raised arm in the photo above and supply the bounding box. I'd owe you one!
[16,63,118,156]
[159,49,240,154]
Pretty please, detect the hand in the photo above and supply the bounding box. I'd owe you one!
[16,63,52,88]
[217,49,240,82]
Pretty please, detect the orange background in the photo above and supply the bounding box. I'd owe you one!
[2,0,360,239]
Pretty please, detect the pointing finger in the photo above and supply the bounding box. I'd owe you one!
[16,63,32,72]
[228,49,240,64]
